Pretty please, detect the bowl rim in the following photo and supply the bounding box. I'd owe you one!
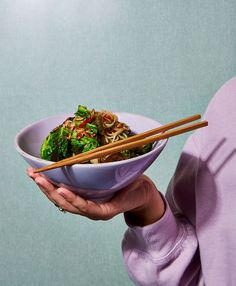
[15,112,168,169]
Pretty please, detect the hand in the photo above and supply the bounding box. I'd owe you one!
[27,167,165,226]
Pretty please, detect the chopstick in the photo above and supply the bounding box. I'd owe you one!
[34,114,207,173]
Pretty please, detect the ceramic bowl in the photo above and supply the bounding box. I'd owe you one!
[15,112,167,202]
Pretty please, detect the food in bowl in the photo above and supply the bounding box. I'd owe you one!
[40,105,152,163]
[15,111,167,201]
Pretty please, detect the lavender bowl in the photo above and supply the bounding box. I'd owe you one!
[15,112,167,202]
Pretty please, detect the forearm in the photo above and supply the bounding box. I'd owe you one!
[122,200,202,286]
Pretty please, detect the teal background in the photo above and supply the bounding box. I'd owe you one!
[1,1,236,285]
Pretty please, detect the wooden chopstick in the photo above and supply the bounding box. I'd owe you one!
[34,115,207,173]
[35,114,201,172]
[34,114,201,173]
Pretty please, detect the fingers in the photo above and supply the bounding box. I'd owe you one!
[56,188,90,213]
[27,166,40,180]
[26,167,152,220]
[26,167,115,219]
[56,188,116,220]
[27,167,79,214]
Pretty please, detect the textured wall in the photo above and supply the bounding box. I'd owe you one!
[1,1,236,285]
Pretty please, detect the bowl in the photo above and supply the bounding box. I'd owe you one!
[15,112,167,202]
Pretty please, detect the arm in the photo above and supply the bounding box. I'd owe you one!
[27,137,202,286]
[122,135,203,286]
[122,198,201,286]
[123,76,236,285]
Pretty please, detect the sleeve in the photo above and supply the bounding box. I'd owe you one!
[122,136,204,286]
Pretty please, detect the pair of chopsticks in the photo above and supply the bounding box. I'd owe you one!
[34,114,208,173]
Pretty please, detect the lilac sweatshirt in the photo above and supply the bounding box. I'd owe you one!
[122,76,236,286]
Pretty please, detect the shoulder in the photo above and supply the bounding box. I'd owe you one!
[204,76,236,121]
[193,76,236,152]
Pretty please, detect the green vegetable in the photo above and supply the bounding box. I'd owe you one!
[120,143,152,159]
[40,126,70,161]
[57,127,70,159]
[120,149,135,159]
[74,105,90,118]
[85,123,98,135]
[71,131,78,139]
[40,129,59,161]
[134,143,152,155]
[71,136,99,154]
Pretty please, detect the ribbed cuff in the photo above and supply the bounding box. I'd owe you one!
[123,198,185,259]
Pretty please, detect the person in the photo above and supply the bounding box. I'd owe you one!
[27,76,236,285]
